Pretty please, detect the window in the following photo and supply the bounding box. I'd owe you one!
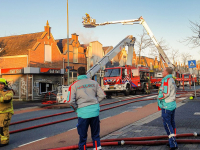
[44,45,52,62]
[123,56,126,66]
[150,62,153,70]
[69,72,78,84]
[39,82,53,94]
[73,47,78,63]
[0,48,4,53]
[105,69,121,77]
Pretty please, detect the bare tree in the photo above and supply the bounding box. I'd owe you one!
[181,19,200,48]
[170,49,179,64]
[181,52,191,66]
[148,37,170,58]
[135,29,151,64]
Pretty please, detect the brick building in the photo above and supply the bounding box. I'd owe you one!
[56,33,87,85]
[0,21,86,100]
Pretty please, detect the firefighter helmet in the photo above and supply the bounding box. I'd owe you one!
[0,78,7,86]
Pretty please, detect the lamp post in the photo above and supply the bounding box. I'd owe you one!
[67,0,69,85]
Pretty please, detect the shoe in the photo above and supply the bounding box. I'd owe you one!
[166,143,170,147]
[0,143,9,147]
[169,147,179,150]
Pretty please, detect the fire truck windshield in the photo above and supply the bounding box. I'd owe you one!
[104,69,121,77]
[184,75,189,78]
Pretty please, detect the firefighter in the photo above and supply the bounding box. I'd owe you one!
[85,13,90,23]
[0,78,14,147]
[145,73,150,94]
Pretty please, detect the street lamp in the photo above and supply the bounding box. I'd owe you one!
[67,0,69,85]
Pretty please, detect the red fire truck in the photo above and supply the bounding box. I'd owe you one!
[103,65,150,98]
[176,73,192,86]
[150,72,163,89]
[150,77,162,89]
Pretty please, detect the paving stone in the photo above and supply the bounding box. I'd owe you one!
[101,100,200,150]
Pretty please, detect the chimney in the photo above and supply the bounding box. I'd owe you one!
[44,20,51,38]
[71,33,79,43]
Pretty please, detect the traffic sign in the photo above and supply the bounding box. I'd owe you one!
[66,66,72,69]
[188,60,196,68]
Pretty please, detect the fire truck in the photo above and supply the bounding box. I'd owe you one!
[176,73,192,86]
[150,72,162,89]
[103,66,150,98]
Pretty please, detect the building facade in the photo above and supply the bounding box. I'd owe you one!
[0,21,87,100]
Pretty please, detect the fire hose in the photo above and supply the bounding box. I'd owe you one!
[48,132,200,150]
[10,97,157,134]
[10,94,157,126]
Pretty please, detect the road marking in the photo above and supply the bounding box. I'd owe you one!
[145,95,156,99]
[68,127,76,131]
[102,116,111,120]
[194,112,200,115]
[178,97,187,100]
[115,94,151,99]
[134,130,142,132]
[18,137,47,147]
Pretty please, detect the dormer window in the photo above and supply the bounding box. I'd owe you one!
[44,45,52,62]
[0,48,4,53]
[73,47,78,63]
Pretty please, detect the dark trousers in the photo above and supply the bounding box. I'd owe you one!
[162,109,178,148]
[77,116,101,150]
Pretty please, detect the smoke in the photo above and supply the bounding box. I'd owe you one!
[76,30,99,44]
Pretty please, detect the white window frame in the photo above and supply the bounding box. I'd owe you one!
[44,45,52,62]
[73,47,78,63]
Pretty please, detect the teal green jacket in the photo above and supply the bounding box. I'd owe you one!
[157,74,177,111]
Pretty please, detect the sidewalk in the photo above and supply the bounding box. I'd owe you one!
[100,97,200,150]
[13,100,47,110]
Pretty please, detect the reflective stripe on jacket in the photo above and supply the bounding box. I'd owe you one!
[157,74,177,111]
[68,75,106,111]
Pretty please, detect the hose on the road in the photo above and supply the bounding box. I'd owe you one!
[47,132,200,150]
[10,94,157,126]
[10,97,156,134]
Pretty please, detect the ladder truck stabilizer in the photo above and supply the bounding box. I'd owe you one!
[57,36,136,103]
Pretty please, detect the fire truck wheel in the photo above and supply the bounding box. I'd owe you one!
[106,93,112,99]
[124,85,130,96]
[131,90,136,95]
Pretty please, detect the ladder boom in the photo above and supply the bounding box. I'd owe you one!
[86,35,135,78]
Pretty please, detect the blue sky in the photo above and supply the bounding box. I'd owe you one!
[1,0,200,63]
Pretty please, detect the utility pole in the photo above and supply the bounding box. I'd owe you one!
[67,0,70,85]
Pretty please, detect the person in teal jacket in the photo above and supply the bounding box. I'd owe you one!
[68,67,106,150]
[157,67,178,150]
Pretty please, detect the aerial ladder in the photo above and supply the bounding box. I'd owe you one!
[57,14,173,103]
[57,35,135,103]
[82,15,174,69]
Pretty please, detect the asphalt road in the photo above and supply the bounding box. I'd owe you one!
[5,85,200,150]
[6,93,157,150]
